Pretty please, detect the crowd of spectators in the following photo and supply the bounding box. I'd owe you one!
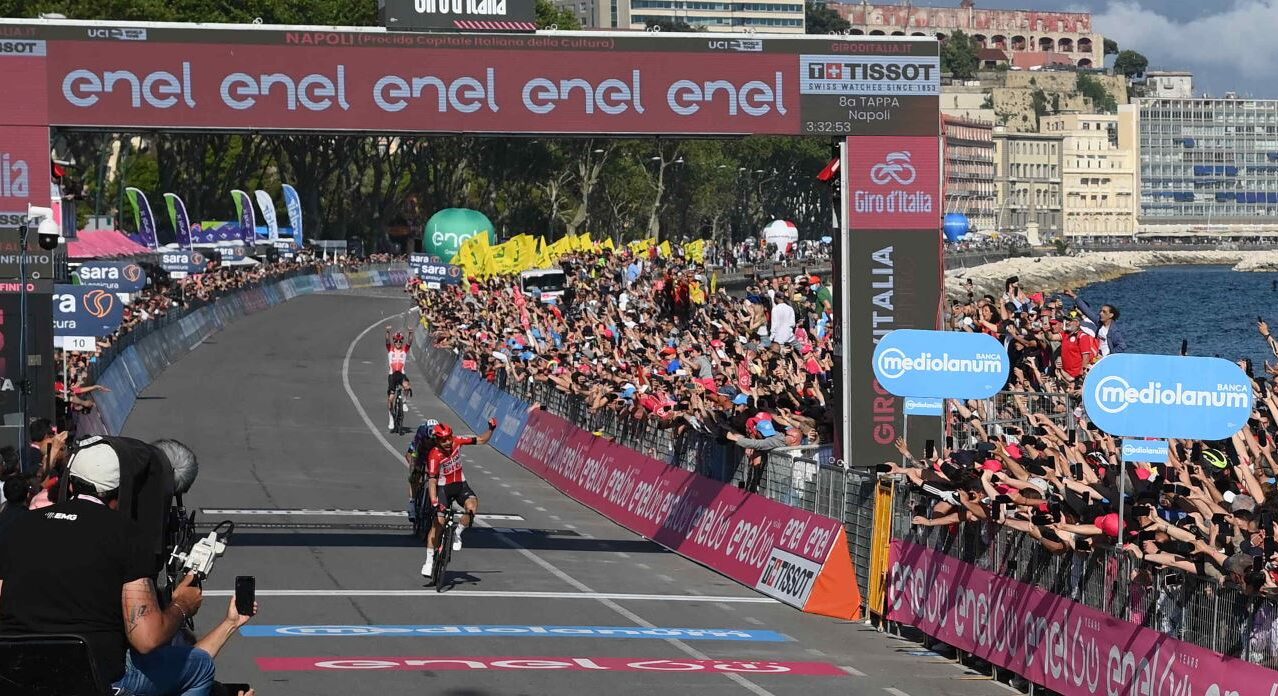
[710,239,830,274]
[416,245,835,491]
[894,274,1278,614]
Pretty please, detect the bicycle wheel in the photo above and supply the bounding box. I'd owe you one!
[434,522,452,592]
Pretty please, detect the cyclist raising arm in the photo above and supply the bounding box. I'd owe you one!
[421,418,497,579]
[386,327,414,430]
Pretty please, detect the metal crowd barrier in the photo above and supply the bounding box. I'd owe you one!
[892,484,1278,669]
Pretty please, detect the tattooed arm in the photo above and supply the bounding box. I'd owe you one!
[120,574,203,654]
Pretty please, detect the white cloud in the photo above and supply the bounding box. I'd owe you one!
[1097,0,1278,95]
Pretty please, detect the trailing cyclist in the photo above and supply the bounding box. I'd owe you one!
[386,327,414,431]
[405,419,439,524]
[421,419,496,579]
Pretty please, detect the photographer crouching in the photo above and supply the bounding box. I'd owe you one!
[0,436,256,696]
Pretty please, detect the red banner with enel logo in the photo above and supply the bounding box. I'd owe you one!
[513,409,861,619]
[845,135,939,230]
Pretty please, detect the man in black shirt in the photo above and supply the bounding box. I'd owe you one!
[0,439,251,695]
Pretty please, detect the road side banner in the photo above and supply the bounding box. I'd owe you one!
[513,409,861,619]
[5,24,936,137]
[441,365,530,456]
[886,540,1278,696]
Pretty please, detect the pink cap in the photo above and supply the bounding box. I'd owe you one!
[1095,513,1122,538]
[981,459,1003,472]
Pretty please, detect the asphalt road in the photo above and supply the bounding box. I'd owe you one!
[122,287,1007,696]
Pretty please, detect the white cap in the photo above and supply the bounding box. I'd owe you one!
[69,443,121,493]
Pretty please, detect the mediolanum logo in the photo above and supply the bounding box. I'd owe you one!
[871,330,1009,400]
[1082,354,1254,440]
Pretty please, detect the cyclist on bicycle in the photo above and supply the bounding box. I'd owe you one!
[421,418,497,579]
[386,327,414,431]
[405,419,439,522]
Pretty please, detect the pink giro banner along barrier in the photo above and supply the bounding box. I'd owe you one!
[887,540,1278,695]
[513,409,861,619]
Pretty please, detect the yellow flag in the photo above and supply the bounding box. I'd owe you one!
[601,238,615,251]
[686,239,706,263]
[658,240,672,258]
[710,273,718,295]
[577,231,593,251]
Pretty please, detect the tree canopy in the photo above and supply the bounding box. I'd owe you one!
[804,2,849,34]
[941,29,980,80]
[1114,50,1149,78]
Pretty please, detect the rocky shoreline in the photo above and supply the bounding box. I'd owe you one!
[945,250,1278,300]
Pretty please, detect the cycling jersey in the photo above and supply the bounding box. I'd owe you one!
[387,344,409,373]
[427,437,478,486]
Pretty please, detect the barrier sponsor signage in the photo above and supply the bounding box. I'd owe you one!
[243,625,787,641]
[1081,354,1253,440]
[160,250,207,275]
[438,364,530,455]
[1121,438,1168,464]
[846,136,940,230]
[872,330,1008,400]
[75,261,146,292]
[414,260,463,286]
[257,655,847,675]
[902,397,943,416]
[0,126,51,233]
[53,284,124,336]
[54,335,96,352]
[512,409,861,619]
[887,540,1278,696]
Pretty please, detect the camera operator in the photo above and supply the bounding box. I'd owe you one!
[0,440,255,695]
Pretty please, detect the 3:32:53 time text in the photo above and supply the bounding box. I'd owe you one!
[803,121,853,134]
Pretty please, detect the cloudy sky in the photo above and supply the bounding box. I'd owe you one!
[955,0,1274,98]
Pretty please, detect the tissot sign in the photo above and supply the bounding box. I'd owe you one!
[0,21,938,136]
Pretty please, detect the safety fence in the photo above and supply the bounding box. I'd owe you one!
[75,264,409,436]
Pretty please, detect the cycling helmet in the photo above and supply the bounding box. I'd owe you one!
[433,423,454,439]
[393,331,405,342]
[1201,448,1229,469]
[415,419,440,440]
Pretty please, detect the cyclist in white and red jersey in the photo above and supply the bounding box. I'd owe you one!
[421,419,496,579]
[385,326,414,430]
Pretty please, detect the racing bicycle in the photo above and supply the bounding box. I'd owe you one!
[433,505,457,592]
[391,384,407,435]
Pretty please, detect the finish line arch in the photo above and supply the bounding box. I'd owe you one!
[0,16,942,470]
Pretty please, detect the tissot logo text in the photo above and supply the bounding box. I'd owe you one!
[1092,376,1250,415]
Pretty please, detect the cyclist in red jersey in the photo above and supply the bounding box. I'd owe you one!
[385,326,414,430]
[421,419,496,579]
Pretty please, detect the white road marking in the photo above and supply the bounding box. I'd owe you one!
[806,648,827,657]
[550,515,561,520]
[616,552,630,559]
[202,589,777,602]
[657,574,676,583]
[840,666,867,677]
[346,317,780,696]
[714,602,736,613]
[885,688,913,696]
[564,524,577,530]
[635,563,651,570]
[743,617,765,625]
[202,508,524,521]
[535,507,547,512]
[687,588,702,595]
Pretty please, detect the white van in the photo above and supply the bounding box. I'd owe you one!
[519,268,568,302]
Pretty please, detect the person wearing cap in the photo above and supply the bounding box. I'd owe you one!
[1063,288,1127,355]
[808,276,832,314]
[726,417,788,493]
[0,440,256,695]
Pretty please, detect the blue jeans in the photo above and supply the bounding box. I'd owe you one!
[113,646,216,696]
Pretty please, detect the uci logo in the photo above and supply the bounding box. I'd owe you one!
[123,264,142,282]
[83,289,115,319]
[870,151,916,186]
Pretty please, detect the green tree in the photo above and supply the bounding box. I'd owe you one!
[1077,73,1118,113]
[1113,49,1149,78]
[940,29,980,80]
[535,0,581,29]
[1103,38,1119,56]
[644,17,696,31]
[805,1,849,34]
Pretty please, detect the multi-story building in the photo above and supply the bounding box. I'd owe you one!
[558,0,804,32]
[1137,97,1278,236]
[1143,71,1194,99]
[828,1,1104,69]
[942,115,996,232]
[993,128,1063,241]
[1042,110,1138,238]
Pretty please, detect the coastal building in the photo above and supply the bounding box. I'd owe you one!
[827,0,1104,69]
[993,127,1063,241]
[1137,96,1278,237]
[1042,109,1138,238]
[943,115,997,232]
[556,0,804,32]
[1143,71,1194,99]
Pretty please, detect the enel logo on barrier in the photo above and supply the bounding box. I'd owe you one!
[872,330,1008,400]
[1082,354,1253,440]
